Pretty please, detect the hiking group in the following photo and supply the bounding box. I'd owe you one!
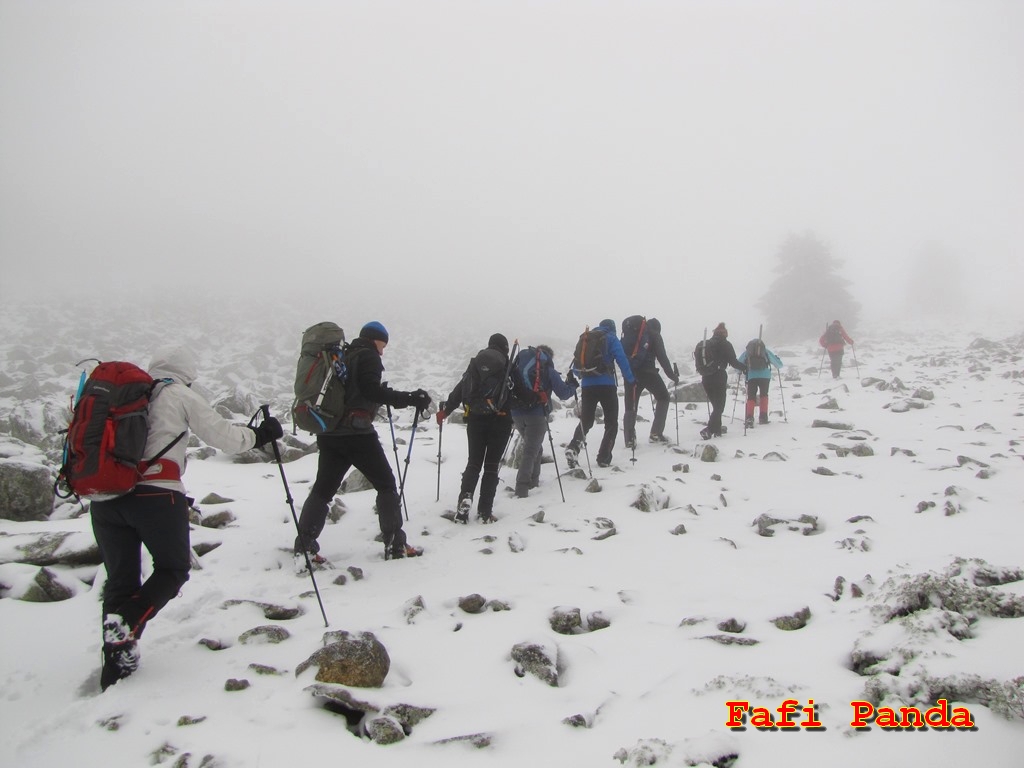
[56,316,849,691]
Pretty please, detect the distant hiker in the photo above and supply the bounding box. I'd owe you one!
[819,320,854,379]
[622,317,679,446]
[294,321,431,564]
[509,344,578,498]
[697,323,746,440]
[565,319,636,468]
[90,344,284,691]
[437,333,537,522]
[738,338,783,428]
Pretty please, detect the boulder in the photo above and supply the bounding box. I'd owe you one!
[296,630,390,688]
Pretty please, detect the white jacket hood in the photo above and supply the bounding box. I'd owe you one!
[149,345,199,386]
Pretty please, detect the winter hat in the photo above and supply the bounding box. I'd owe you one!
[713,322,728,336]
[647,318,661,334]
[537,344,554,361]
[359,321,389,344]
[599,319,616,334]
[488,333,509,354]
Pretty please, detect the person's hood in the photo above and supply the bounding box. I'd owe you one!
[598,319,616,334]
[148,344,199,386]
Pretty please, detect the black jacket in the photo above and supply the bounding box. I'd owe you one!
[443,343,537,419]
[703,335,746,378]
[333,338,415,435]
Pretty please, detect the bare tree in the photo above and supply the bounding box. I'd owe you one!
[757,231,860,342]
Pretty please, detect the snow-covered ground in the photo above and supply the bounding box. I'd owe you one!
[1,302,1022,767]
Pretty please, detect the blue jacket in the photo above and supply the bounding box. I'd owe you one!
[573,320,635,388]
[510,348,578,417]
[738,346,783,381]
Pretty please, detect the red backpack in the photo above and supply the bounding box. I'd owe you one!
[55,361,185,501]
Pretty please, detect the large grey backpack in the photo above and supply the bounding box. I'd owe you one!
[292,322,347,434]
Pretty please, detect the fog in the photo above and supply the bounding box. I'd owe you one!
[1,0,1021,342]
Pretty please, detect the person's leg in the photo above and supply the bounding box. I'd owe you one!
[525,415,546,488]
[830,351,842,378]
[708,373,727,435]
[90,499,143,619]
[460,418,488,501]
[647,374,669,439]
[597,386,619,465]
[567,387,598,455]
[757,379,771,423]
[478,418,513,518]
[117,488,191,636]
[514,414,545,496]
[349,434,406,555]
[745,378,757,425]
[295,436,351,553]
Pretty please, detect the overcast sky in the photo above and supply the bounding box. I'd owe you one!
[1,0,1021,340]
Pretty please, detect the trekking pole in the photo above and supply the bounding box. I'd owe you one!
[435,418,443,503]
[852,344,861,378]
[730,373,743,423]
[545,417,566,503]
[385,404,408,520]
[573,392,593,477]
[817,322,827,378]
[397,407,422,523]
[256,406,328,628]
[776,366,788,423]
[672,364,680,444]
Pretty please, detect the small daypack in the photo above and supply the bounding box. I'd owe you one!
[462,347,511,414]
[292,322,348,434]
[621,315,652,368]
[573,327,610,377]
[55,361,185,501]
[693,339,712,376]
[514,346,552,405]
[745,338,768,370]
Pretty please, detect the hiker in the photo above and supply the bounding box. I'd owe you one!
[90,344,284,691]
[437,333,538,522]
[565,319,636,468]
[738,338,784,428]
[819,320,855,378]
[698,323,747,440]
[293,321,431,564]
[622,317,680,446]
[509,344,578,498]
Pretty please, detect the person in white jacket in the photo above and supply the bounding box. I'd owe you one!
[90,344,282,691]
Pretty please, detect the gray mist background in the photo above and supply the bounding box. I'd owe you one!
[1,0,1021,342]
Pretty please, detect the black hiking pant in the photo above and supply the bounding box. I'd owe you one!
[296,432,405,555]
[460,414,514,515]
[624,370,670,443]
[701,370,729,436]
[91,486,191,637]
[828,350,844,378]
[569,384,619,465]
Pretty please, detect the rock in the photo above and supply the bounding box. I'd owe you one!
[550,606,583,635]
[0,456,54,522]
[404,595,426,623]
[772,607,811,631]
[459,593,488,614]
[630,483,670,512]
[717,618,746,633]
[238,625,291,644]
[222,600,302,621]
[296,630,391,688]
[817,397,840,410]
[19,566,78,602]
[754,513,819,537]
[199,492,233,504]
[340,470,373,494]
[762,452,787,461]
[702,634,759,647]
[224,679,250,691]
[670,524,687,535]
[199,510,236,529]
[511,641,559,687]
[365,715,405,745]
[0,530,100,566]
[849,443,874,457]
[811,420,853,430]
[811,466,835,476]
[585,478,601,493]
[912,388,935,400]
[586,611,611,631]
[699,444,719,463]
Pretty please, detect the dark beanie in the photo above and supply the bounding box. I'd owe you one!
[647,318,661,334]
[713,322,727,336]
[488,333,509,354]
[360,321,389,344]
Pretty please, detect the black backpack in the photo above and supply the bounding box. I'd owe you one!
[462,347,511,414]
[825,324,843,345]
[693,339,713,376]
[292,322,348,434]
[745,338,768,370]
[621,315,652,368]
[573,327,610,377]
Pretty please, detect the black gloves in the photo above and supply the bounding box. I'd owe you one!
[409,389,432,412]
[566,370,578,387]
[252,416,283,448]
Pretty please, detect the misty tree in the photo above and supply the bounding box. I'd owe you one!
[757,232,860,342]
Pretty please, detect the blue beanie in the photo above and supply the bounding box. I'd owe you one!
[360,321,389,344]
